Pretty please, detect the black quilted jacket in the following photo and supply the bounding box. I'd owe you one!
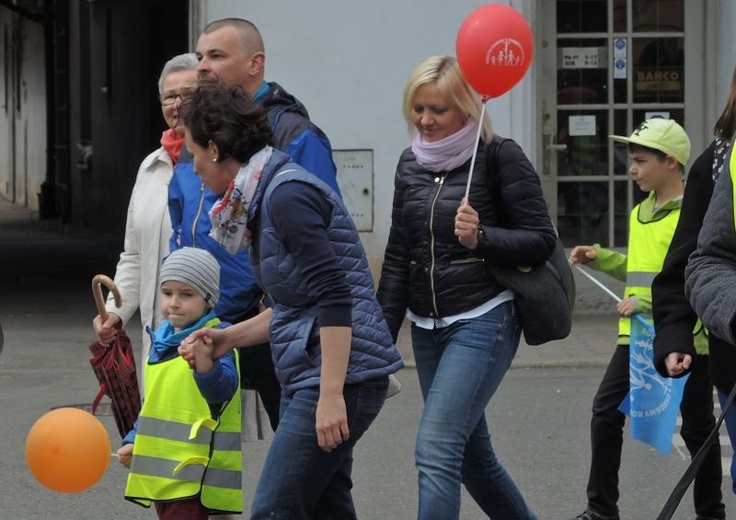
[653,139,736,393]
[376,138,556,341]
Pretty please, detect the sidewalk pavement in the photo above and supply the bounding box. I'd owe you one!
[0,196,619,370]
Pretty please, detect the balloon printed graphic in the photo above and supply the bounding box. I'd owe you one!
[456,3,534,99]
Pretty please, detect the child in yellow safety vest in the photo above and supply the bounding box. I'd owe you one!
[567,119,709,520]
[117,247,241,519]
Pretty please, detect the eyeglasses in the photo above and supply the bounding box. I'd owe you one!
[160,89,194,106]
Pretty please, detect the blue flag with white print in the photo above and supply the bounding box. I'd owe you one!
[618,315,689,456]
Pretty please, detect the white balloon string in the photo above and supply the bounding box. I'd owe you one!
[574,265,654,332]
[463,99,488,202]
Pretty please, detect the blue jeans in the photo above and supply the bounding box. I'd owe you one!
[250,377,388,520]
[411,301,537,520]
[718,388,736,494]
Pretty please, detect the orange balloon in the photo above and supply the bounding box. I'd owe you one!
[456,3,534,99]
[25,407,111,493]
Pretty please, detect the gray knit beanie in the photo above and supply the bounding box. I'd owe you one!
[160,247,220,308]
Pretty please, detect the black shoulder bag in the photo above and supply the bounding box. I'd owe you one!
[483,137,576,345]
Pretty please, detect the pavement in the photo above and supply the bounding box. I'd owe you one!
[0,196,719,520]
[0,195,619,371]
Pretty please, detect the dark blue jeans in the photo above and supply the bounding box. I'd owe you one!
[587,348,724,519]
[411,301,537,520]
[250,377,388,520]
[718,388,736,494]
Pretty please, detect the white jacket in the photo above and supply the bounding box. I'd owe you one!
[102,147,273,440]
[106,146,173,363]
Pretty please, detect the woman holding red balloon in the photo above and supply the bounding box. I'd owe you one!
[377,55,554,519]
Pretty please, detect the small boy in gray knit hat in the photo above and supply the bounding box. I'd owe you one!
[159,246,221,314]
[116,247,242,518]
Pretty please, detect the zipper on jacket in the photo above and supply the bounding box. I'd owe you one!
[428,173,447,317]
[192,182,206,247]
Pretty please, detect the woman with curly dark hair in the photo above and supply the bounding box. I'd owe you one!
[180,82,403,520]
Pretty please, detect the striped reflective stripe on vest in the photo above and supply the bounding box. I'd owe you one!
[137,417,240,450]
[125,343,242,512]
[625,271,657,288]
[132,455,242,490]
[618,202,679,337]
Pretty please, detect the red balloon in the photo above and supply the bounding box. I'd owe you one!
[456,3,534,99]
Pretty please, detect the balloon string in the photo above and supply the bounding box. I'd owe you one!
[463,98,488,202]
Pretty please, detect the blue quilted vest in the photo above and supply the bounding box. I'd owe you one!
[249,154,403,392]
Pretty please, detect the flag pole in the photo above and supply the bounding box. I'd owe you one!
[574,265,653,333]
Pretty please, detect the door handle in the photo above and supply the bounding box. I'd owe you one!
[546,144,568,152]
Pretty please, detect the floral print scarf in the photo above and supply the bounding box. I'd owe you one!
[209,146,273,253]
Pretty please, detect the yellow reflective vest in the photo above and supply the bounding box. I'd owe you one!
[619,198,706,353]
[125,321,241,514]
[618,201,680,337]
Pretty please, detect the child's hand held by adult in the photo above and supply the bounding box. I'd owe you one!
[191,336,214,374]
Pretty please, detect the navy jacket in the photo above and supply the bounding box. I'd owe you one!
[249,151,403,391]
[377,138,556,341]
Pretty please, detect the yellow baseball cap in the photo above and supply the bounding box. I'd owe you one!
[610,118,691,166]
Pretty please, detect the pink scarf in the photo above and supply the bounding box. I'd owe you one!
[411,118,479,173]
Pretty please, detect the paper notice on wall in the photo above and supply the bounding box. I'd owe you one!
[568,115,596,136]
[561,48,600,69]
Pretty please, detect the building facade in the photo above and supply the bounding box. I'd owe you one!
[2,1,734,300]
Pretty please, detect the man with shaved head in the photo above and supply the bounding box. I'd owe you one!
[196,18,339,191]
[168,19,341,448]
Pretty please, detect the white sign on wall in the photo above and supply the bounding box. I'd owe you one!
[561,47,600,69]
[613,38,627,79]
[568,115,597,137]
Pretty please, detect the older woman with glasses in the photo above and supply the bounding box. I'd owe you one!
[92,53,199,372]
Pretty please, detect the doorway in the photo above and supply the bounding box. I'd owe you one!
[539,0,707,247]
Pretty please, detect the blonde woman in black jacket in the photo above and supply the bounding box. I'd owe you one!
[377,55,555,520]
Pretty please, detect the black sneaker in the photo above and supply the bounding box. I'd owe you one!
[572,509,620,520]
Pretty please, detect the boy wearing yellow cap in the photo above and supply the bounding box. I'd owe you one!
[568,119,706,520]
